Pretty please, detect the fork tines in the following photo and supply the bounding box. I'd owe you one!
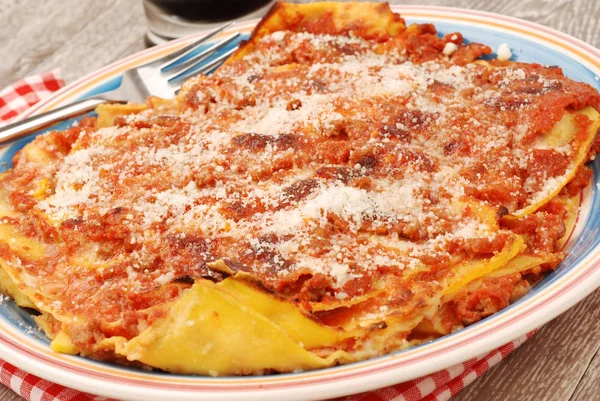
[159,21,235,72]
[166,33,241,83]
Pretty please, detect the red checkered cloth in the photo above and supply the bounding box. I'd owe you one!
[0,71,536,401]
[0,70,64,123]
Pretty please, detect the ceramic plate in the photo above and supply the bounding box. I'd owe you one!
[1,6,599,401]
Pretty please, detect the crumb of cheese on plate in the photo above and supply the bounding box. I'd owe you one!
[497,43,512,60]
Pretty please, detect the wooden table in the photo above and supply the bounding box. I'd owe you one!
[1,0,599,400]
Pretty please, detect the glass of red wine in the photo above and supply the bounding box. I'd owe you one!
[144,0,276,45]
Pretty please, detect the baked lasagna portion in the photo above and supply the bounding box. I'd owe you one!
[1,2,599,375]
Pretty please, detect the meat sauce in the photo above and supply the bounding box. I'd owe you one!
[2,15,599,352]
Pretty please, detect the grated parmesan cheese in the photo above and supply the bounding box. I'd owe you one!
[443,42,458,56]
[497,43,512,61]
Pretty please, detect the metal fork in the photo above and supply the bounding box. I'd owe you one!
[0,22,241,145]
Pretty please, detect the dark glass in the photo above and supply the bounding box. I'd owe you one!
[143,0,275,45]
[148,0,273,22]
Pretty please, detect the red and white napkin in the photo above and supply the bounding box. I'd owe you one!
[0,70,64,122]
[0,71,535,401]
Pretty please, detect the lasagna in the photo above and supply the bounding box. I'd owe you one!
[0,1,599,375]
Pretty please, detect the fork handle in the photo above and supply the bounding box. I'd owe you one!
[0,98,121,146]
